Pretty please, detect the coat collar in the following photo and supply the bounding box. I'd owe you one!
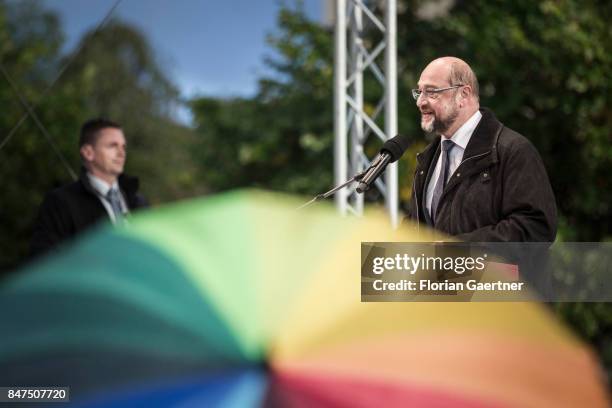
[79,167,140,198]
[461,107,502,164]
[416,107,502,167]
[413,107,504,211]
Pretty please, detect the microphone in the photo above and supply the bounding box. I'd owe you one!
[356,134,410,193]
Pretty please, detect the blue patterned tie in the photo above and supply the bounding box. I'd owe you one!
[430,139,455,223]
[106,188,124,224]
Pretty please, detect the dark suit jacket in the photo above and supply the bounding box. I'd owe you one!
[30,169,148,257]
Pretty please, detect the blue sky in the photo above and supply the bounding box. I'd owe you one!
[42,0,323,101]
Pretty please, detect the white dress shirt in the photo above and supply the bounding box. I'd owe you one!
[87,173,129,224]
[425,110,482,215]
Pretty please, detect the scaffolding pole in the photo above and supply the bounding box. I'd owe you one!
[333,0,398,226]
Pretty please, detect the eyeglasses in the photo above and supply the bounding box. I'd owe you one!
[411,85,464,101]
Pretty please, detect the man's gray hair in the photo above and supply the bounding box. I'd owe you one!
[449,62,479,101]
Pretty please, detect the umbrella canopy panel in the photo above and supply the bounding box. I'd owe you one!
[0,190,608,407]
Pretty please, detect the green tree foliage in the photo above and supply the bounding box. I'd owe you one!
[0,0,79,271]
[191,3,334,194]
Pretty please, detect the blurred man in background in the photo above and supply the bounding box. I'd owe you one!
[30,118,148,257]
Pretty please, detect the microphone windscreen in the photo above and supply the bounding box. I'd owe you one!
[381,134,410,162]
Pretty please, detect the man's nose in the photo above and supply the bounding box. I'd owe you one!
[416,94,427,108]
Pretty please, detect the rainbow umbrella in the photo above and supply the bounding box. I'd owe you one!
[0,190,607,407]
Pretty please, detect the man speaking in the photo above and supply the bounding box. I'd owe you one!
[405,57,557,243]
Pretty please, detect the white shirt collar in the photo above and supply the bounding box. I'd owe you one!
[87,173,119,197]
[442,110,482,150]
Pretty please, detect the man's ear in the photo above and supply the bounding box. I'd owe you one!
[461,85,472,99]
[80,144,94,162]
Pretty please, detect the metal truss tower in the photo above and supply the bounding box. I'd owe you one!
[334,0,398,227]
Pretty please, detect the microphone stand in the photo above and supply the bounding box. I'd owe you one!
[296,171,365,211]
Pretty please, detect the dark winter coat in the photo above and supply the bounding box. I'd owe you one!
[407,108,557,243]
[406,108,557,297]
[30,168,148,257]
